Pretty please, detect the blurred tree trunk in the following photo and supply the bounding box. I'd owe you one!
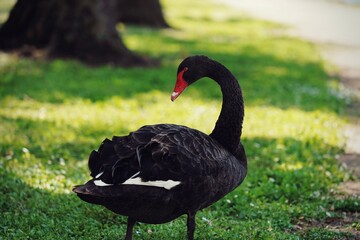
[118,0,169,28]
[0,0,165,67]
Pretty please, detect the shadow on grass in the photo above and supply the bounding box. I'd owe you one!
[0,170,130,239]
[0,28,344,114]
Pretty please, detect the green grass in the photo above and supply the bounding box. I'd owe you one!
[1,0,359,239]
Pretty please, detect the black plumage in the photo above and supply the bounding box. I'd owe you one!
[73,55,247,240]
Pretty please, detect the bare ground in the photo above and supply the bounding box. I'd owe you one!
[294,212,360,238]
[337,69,360,196]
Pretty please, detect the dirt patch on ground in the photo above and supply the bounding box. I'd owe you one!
[339,181,360,196]
[294,212,360,239]
[339,153,360,179]
[327,57,360,239]
[338,72,360,197]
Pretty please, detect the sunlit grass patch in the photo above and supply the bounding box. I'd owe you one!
[245,106,345,145]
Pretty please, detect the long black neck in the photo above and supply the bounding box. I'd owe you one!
[207,60,244,154]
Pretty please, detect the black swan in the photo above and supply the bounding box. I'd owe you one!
[73,55,247,240]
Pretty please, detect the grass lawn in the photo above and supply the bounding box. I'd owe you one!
[1,0,359,239]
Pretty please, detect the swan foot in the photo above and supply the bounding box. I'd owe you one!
[124,217,135,240]
[187,212,196,240]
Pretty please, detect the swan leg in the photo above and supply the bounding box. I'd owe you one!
[124,217,136,240]
[186,212,196,240]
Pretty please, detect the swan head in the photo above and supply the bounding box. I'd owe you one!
[171,55,211,101]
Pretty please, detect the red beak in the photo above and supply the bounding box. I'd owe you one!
[171,67,188,101]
